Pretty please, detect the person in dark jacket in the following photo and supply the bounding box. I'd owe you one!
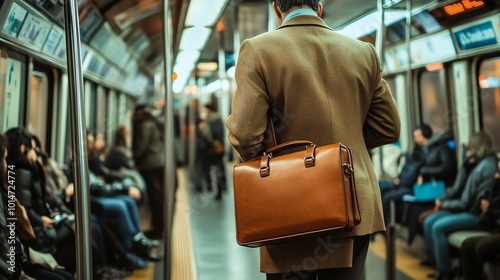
[380,124,432,224]
[0,134,16,280]
[204,103,227,200]
[423,132,498,280]
[417,130,457,187]
[105,126,147,200]
[105,126,134,170]
[460,174,500,280]
[5,128,76,277]
[132,103,166,238]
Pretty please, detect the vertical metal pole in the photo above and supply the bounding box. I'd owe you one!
[163,1,174,279]
[405,0,413,132]
[63,0,92,279]
[405,0,413,145]
[376,2,396,280]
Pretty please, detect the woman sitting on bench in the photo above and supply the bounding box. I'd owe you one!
[460,173,500,280]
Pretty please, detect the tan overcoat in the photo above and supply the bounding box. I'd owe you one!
[226,15,400,274]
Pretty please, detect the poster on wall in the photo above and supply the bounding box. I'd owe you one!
[3,58,22,131]
[1,2,28,37]
[17,14,51,50]
[42,27,63,55]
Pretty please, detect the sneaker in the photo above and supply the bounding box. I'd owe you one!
[126,253,149,270]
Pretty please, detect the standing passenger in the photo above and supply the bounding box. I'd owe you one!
[132,104,165,239]
[226,1,400,279]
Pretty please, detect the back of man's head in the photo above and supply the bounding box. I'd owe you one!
[417,124,433,140]
[274,0,320,13]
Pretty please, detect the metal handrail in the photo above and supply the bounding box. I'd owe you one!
[63,0,92,279]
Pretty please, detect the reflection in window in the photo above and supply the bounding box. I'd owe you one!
[386,78,397,102]
[418,70,450,135]
[28,73,49,149]
[479,58,500,151]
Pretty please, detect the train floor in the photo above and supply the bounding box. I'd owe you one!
[126,167,439,280]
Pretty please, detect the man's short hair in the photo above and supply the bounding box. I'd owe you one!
[415,124,433,139]
[274,0,320,13]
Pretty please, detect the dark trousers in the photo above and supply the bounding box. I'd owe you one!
[140,167,166,233]
[381,186,412,225]
[461,234,500,280]
[25,268,73,280]
[266,235,370,280]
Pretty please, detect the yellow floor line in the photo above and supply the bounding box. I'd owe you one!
[369,235,437,280]
[171,169,197,280]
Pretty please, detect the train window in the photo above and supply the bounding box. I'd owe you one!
[478,58,500,151]
[28,71,50,149]
[107,90,117,143]
[418,70,451,135]
[96,85,107,136]
[385,78,397,102]
[1,56,26,132]
[84,80,93,128]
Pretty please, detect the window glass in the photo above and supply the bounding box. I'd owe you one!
[96,86,107,136]
[418,70,450,135]
[478,58,500,151]
[1,57,25,132]
[386,77,397,102]
[28,72,49,149]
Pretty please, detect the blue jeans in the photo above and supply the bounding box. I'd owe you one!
[381,184,412,225]
[98,195,140,250]
[423,211,481,273]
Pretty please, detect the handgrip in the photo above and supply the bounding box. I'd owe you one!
[265,140,314,157]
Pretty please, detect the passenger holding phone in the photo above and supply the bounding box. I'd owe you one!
[5,127,77,275]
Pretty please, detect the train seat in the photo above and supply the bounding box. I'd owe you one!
[447,230,491,248]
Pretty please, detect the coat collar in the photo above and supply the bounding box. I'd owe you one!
[277,15,333,31]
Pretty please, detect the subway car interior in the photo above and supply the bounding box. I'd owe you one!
[1,0,500,279]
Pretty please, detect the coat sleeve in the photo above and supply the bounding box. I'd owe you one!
[133,121,153,163]
[88,172,130,197]
[226,39,269,161]
[440,165,467,200]
[15,170,43,228]
[420,146,456,179]
[363,44,400,149]
[440,160,497,211]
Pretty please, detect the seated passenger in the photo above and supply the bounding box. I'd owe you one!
[417,129,457,187]
[380,125,432,224]
[30,135,120,278]
[423,132,498,280]
[105,126,134,170]
[105,126,146,198]
[460,174,500,280]
[87,131,126,183]
[5,128,77,275]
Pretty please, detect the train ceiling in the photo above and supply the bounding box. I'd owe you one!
[91,0,440,80]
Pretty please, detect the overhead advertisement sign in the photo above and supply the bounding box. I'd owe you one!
[17,13,51,50]
[1,2,28,37]
[453,17,499,51]
[410,31,456,65]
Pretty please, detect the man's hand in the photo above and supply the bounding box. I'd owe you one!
[65,183,74,198]
[41,216,55,228]
[128,187,142,201]
[434,199,441,212]
[417,175,423,184]
[481,199,490,214]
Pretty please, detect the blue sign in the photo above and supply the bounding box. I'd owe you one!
[454,21,498,51]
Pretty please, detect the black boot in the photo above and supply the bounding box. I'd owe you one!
[133,233,161,261]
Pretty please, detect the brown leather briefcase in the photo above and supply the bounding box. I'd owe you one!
[233,140,361,247]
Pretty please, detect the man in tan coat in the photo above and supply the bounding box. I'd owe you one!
[226,1,400,279]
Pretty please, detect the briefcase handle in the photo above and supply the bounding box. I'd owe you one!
[265,140,314,158]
